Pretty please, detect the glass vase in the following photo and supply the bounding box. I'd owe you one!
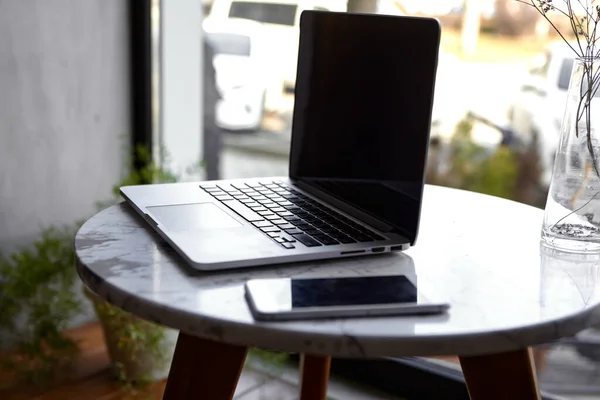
[542,57,600,252]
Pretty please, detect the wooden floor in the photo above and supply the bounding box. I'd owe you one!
[0,323,463,400]
[1,323,167,400]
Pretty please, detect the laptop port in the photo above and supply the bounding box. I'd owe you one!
[371,247,385,253]
[390,245,404,251]
[341,250,366,255]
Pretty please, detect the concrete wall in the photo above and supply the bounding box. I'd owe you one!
[0,0,130,347]
[0,0,129,254]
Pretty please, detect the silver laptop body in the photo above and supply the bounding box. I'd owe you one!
[121,11,441,271]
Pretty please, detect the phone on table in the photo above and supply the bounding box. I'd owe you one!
[244,275,449,321]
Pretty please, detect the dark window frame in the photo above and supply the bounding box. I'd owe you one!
[128,0,154,179]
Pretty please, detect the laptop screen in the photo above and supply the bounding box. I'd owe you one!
[289,11,440,245]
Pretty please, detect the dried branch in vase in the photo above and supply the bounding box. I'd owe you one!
[519,0,600,176]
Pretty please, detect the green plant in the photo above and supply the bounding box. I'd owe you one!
[86,289,169,386]
[0,144,193,389]
[0,224,82,387]
[427,116,518,200]
[88,145,184,386]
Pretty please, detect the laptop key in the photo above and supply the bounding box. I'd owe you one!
[267,232,280,238]
[320,227,339,235]
[279,235,296,242]
[278,223,295,230]
[295,222,312,230]
[327,229,346,237]
[336,235,357,244]
[217,184,235,192]
[281,242,295,249]
[305,228,322,236]
[313,234,340,246]
[351,233,373,242]
[253,221,273,228]
[265,215,280,220]
[222,200,264,222]
[292,234,322,247]
[284,228,303,235]
[311,220,329,228]
[261,226,281,233]
[250,206,268,212]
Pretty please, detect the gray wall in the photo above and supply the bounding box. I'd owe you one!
[0,0,130,347]
[0,0,129,253]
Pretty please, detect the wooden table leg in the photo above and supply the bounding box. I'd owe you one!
[163,332,248,400]
[299,354,331,400]
[459,348,540,400]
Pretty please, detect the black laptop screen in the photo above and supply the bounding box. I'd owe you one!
[289,11,440,245]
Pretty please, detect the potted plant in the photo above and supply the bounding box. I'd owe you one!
[0,145,190,391]
[82,287,177,383]
[83,145,181,384]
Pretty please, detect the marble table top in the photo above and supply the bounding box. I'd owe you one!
[75,184,600,358]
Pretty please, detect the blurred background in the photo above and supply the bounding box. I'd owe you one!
[2,0,600,399]
[194,0,565,208]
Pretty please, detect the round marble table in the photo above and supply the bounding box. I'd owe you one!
[75,184,600,400]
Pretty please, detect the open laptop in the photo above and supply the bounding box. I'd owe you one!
[121,11,441,271]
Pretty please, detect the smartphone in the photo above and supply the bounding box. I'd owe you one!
[244,275,449,321]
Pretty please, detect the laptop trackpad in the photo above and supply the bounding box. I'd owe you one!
[147,203,242,232]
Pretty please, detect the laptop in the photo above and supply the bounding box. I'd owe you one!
[121,11,441,271]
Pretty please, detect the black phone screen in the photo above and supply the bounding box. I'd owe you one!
[290,275,417,309]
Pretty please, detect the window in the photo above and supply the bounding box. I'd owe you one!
[557,57,600,97]
[229,2,297,26]
[529,50,551,77]
[207,33,251,56]
[157,2,600,398]
[557,58,573,90]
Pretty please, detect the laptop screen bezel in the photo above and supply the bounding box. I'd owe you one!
[287,11,441,246]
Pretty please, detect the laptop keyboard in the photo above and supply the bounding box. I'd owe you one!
[199,180,386,250]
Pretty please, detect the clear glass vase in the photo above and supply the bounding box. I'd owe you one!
[542,57,600,252]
